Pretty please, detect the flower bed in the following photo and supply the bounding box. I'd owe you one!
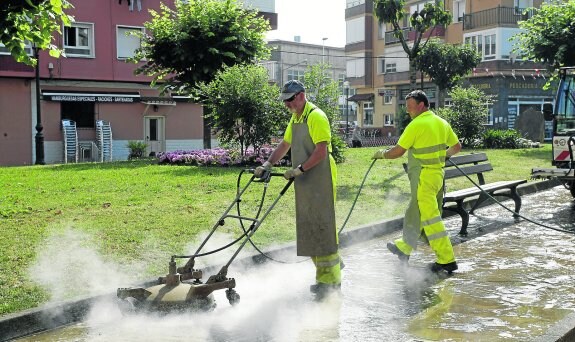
[157,147,290,167]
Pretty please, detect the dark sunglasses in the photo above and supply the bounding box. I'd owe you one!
[284,93,299,102]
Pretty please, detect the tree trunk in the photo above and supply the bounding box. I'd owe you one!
[203,115,212,149]
[409,58,417,91]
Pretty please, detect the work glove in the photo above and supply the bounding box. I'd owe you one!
[283,165,304,180]
[254,161,272,178]
[372,149,386,160]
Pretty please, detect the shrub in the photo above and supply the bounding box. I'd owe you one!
[482,129,524,149]
[127,141,148,159]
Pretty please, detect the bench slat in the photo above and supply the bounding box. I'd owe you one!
[446,152,487,166]
[444,180,527,201]
[445,163,493,180]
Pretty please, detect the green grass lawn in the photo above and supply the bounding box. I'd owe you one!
[0,145,552,315]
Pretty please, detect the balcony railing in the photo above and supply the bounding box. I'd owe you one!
[463,6,535,30]
[384,26,445,45]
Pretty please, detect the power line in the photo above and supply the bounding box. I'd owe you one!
[273,50,409,59]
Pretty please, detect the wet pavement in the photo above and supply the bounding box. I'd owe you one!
[16,186,575,341]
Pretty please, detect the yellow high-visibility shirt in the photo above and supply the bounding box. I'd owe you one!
[283,101,332,152]
[398,110,459,169]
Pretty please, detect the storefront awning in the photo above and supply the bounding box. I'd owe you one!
[347,93,374,102]
[42,91,140,103]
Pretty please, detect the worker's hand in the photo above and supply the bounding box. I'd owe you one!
[254,161,272,178]
[372,149,386,160]
[283,167,303,180]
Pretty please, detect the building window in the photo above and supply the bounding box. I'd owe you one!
[346,17,365,44]
[287,69,305,81]
[465,33,497,61]
[464,35,483,59]
[385,62,397,73]
[453,0,466,23]
[378,22,386,39]
[377,57,385,74]
[0,42,32,56]
[486,104,494,125]
[61,102,95,128]
[338,73,346,91]
[346,55,365,78]
[363,102,373,125]
[346,0,365,8]
[384,114,394,126]
[117,26,144,59]
[484,34,496,60]
[409,1,434,27]
[384,94,393,104]
[64,23,94,57]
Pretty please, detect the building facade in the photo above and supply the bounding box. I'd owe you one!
[262,39,356,124]
[0,0,277,166]
[345,0,555,139]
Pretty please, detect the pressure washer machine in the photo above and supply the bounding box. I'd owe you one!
[117,169,293,313]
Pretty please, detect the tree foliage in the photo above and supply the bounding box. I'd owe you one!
[198,64,288,155]
[0,0,73,66]
[132,0,271,95]
[514,0,575,73]
[415,39,481,106]
[303,64,347,163]
[435,86,489,147]
[373,0,451,90]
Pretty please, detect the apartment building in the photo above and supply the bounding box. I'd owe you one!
[262,39,355,122]
[0,0,277,166]
[345,0,554,138]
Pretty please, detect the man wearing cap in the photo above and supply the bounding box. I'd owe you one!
[254,80,341,299]
[372,90,462,274]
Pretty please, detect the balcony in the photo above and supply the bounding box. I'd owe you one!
[463,7,535,31]
[384,26,445,45]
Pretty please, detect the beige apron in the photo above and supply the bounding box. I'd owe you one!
[291,113,338,256]
[403,149,423,248]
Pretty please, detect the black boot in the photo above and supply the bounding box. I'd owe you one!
[310,283,341,300]
[386,242,410,262]
[429,261,458,274]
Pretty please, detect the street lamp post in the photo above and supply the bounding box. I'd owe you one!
[33,45,45,165]
[343,80,350,139]
[322,37,328,64]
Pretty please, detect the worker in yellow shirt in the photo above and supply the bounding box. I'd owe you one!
[373,90,462,273]
[254,80,341,298]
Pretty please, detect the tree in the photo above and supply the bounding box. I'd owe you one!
[435,86,490,147]
[395,105,410,135]
[415,39,481,107]
[373,0,451,90]
[513,0,575,74]
[197,64,288,155]
[0,0,73,66]
[303,63,347,163]
[132,0,271,148]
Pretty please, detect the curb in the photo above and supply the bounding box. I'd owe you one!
[0,178,564,341]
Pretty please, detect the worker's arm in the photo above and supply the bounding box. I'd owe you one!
[299,141,328,171]
[380,145,407,160]
[446,142,462,158]
[266,140,291,165]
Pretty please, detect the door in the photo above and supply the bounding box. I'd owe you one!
[144,116,165,157]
